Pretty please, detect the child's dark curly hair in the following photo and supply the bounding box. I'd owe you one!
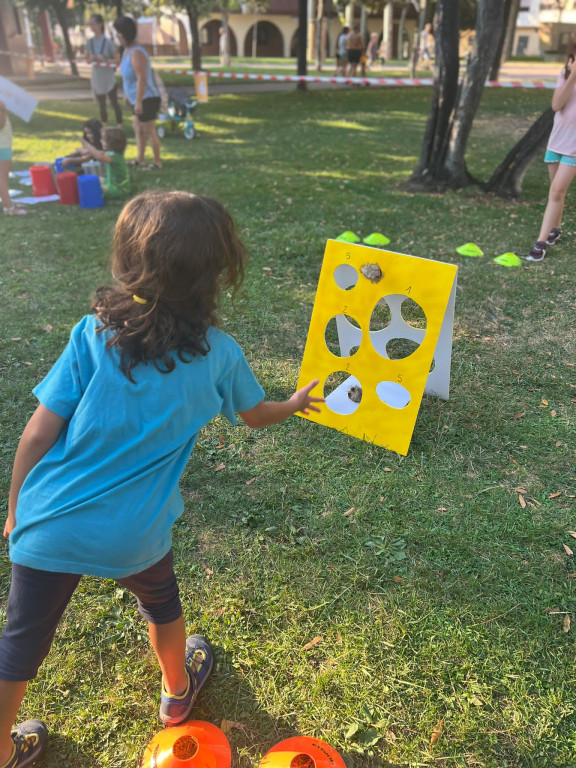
[92,190,246,380]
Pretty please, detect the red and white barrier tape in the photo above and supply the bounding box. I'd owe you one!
[0,50,557,89]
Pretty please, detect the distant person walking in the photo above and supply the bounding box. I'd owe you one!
[526,54,576,262]
[219,27,229,66]
[418,23,433,70]
[114,16,162,170]
[366,32,379,70]
[335,26,349,76]
[86,14,122,128]
[346,25,364,78]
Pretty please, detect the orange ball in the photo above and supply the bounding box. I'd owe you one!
[141,721,231,768]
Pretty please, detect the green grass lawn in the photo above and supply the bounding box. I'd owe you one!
[1,86,575,768]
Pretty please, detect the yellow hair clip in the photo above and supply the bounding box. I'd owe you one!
[133,295,148,305]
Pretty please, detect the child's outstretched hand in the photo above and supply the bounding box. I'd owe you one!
[288,379,324,416]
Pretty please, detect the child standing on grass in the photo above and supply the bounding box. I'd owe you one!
[81,126,130,199]
[0,101,27,216]
[0,190,323,768]
[526,54,576,262]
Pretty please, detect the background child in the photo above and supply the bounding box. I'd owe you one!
[61,118,103,172]
[0,101,27,216]
[81,126,130,198]
[0,190,323,768]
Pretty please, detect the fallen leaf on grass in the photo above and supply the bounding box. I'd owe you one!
[569,532,576,539]
[563,544,573,556]
[202,565,213,576]
[514,412,526,419]
[563,615,571,633]
[302,636,322,651]
[555,441,562,447]
[548,492,562,499]
[42,324,53,333]
[541,398,549,406]
[469,694,484,707]
[430,719,444,744]
[220,720,245,735]
[343,507,355,517]
[213,462,226,472]
[551,410,557,417]
[518,494,527,509]
[245,477,256,485]
[514,487,528,494]
[393,576,404,583]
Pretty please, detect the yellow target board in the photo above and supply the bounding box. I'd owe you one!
[297,240,458,455]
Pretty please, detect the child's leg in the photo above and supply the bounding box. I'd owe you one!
[0,681,27,763]
[117,551,213,726]
[537,162,576,241]
[132,114,146,165]
[0,159,11,211]
[0,565,81,763]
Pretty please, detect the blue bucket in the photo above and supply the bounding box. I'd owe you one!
[78,174,104,209]
[54,157,66,174]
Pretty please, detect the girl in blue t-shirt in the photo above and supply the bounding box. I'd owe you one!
[0,190,323,768]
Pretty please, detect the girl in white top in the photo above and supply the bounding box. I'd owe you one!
[526,54,576,262]
[86,14,122,127]
[0,101,27,216]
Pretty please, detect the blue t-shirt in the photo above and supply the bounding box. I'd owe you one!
[10,315,264,578]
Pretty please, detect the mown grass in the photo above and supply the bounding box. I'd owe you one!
[1,85,575,768]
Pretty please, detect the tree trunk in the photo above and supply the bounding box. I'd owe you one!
[53,0,78,76]
[444,0,506,186]
[314,0,323,71]
[411,0,459,183]
[488,0,512,81]
[410,0,425,78]
[187,7,201,71]
[484,108,554,197]
[115,0,122,18]
[503,0,521,60]
[297,0,307,91]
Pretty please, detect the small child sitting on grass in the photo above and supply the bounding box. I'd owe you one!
[61,119,103,172]
[81,126,130,199]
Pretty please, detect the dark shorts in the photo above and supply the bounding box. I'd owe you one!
[347,50,361,64]
[0,550,181,682]
[133,96,161,123]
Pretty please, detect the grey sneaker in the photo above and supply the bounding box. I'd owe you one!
[525,241,547,262]
[159,635,213,726]
[4,720,48,767]
[546,227,561,246]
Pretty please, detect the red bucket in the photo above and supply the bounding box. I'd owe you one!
[30,165,56,197]
[56,171,79,205]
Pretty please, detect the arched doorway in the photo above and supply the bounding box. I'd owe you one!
[201,19,237,56]
[244,21,283,57]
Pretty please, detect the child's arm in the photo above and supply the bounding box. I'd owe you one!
[80,137,112,163]
[4,405,66,538]
[239,379,324,429]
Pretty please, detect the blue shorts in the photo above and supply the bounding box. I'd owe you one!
[544,149,576,166]
[0,550,182,681]
[0,148,12,161]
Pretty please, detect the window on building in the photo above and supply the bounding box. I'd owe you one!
[256,24,268,46]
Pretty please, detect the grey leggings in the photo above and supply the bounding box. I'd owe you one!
[96,83,123,125]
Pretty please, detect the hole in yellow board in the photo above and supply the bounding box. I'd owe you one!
[334,264,358,290]
[401,297,427,329]
[385,338,420,359]
[324,372,362,414]
[172,735,199,761]
[325,315,361,357]
[376,381,411,409]
[369,297,392,332]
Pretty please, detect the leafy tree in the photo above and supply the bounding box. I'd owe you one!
[169,0,213,70]
[23,0,82,75]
